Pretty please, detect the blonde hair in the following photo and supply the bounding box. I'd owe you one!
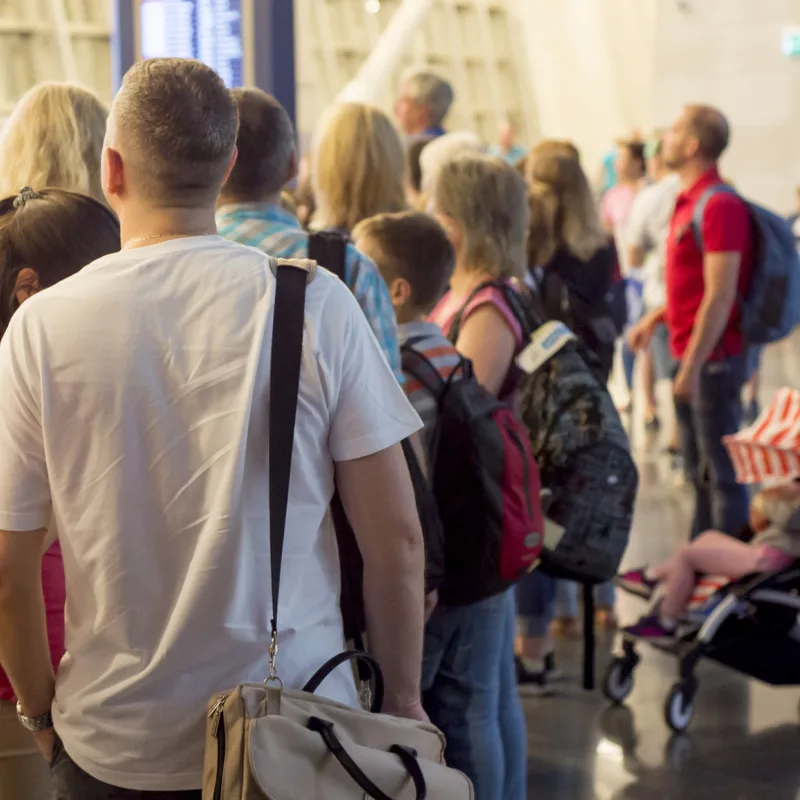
[524,140,607,263]
[0,83,107,205]
[313,103,406,232]
[434,155,530,280]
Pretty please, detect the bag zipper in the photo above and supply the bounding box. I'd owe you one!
[209,695,227,800]
[507,426,534,520]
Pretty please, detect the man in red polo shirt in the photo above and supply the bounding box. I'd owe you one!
[630,105,753,539]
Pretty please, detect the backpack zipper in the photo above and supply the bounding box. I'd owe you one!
[209,695,227,800]
[508,426,534,520]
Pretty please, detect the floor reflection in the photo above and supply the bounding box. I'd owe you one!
[523,332,800,798]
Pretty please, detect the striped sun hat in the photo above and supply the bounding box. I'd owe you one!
[724,388,800,485]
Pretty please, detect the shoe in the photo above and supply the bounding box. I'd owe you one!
[622,614,676,642]
[544,651,564,682]
[516,656,555,695]
[615,568,659,600]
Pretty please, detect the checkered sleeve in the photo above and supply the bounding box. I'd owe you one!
[344,245,403,384]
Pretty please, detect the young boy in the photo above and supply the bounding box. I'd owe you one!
[352,211,459,462]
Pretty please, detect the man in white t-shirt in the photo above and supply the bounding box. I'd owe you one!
[0,59,425,798]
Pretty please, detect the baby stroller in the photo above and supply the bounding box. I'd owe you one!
[604,387,800,732]
[603,561,800,732]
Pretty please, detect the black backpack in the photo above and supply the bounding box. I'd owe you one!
[401,341,544,607]
[308,232,445,643]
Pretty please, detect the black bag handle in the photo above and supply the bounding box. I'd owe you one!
[302,650,384,713]
[307,717,427,800]
[267,262,311,672]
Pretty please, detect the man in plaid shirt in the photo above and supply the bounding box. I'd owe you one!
[216,88,402,382]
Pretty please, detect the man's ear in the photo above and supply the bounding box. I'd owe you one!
[221,146,239,187]
[389,277,412,309]
[103,147,126,200]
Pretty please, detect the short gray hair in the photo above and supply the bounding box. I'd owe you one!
[403,70,454,127]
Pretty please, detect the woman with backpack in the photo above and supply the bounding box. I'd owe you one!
[426,155,530,800]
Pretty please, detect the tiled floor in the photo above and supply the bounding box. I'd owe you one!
[522,334,800,799]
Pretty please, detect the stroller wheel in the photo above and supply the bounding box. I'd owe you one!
[665,681,696,733]
[603,657,635,705]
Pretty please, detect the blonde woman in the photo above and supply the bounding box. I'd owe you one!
[426,155,528,800]
[0,83,108,205]
[312,102,406,233]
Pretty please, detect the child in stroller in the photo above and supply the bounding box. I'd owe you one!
[616,479,800,640]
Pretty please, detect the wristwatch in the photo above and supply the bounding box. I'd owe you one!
[16,703,53,732]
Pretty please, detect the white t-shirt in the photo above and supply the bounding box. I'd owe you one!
[626,173,680,310]
[0,236,421,791]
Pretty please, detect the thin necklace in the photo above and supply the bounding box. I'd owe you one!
[123,231,215,250]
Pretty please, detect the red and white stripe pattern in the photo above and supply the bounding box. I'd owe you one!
[724,388,800,484]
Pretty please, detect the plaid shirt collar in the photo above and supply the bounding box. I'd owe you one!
[216,202,300,230]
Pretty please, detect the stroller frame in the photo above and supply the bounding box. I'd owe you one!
[603,564,800,732]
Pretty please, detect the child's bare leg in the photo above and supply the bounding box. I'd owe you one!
[660,531,766,619]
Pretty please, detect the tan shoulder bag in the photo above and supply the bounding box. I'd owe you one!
[201,258,473,799]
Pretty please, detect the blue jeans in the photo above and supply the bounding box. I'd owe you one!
[517,573,614,637]
[422,589,527,800]
[673,355,750,538]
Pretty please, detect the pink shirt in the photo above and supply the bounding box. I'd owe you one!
[429,285,523,347]
[0,542,65,703]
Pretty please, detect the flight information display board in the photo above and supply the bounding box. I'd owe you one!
[139,0,244,87]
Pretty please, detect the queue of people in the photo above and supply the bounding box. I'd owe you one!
[0,57,796,800]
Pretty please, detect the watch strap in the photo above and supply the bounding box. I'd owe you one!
[16,703,53,732]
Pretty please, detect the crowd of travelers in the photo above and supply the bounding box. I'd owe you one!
[0,58,798,800]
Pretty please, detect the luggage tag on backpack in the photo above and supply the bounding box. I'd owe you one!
[516,320,577,375]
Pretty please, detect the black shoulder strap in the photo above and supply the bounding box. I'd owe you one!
[448,279,540,344]
[308,231,348,282]
[269,261,311,646]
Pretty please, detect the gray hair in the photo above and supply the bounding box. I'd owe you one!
[419,130,485,194]
[403,70,454,128]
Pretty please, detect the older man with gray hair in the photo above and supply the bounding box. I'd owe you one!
[394,69,454,139]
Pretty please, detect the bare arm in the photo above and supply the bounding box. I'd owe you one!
[455,305,516,396]
[0,528,55,755]
[681,251,740,373]
[335,443,426,719]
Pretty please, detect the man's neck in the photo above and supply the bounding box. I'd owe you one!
[677,159,716,190]
[120,206,219,249]
[216,192,281,210]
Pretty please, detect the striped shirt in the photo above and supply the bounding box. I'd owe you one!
[216,202,402,382]
[398,321,462,457]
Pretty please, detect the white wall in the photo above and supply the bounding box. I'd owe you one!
[653,0,800,211]
[510,0,657,177]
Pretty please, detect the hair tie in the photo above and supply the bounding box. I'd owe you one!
[13,187,42,209]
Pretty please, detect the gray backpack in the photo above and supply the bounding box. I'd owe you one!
[491,283,638,584]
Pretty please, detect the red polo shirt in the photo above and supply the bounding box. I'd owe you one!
[665,167,754,360]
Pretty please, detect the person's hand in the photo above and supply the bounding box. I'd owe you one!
[673,362,700,402]
[34,728,55,762]
[383,697,430,724]
[627,315,656,353]
[424,590,439,622]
